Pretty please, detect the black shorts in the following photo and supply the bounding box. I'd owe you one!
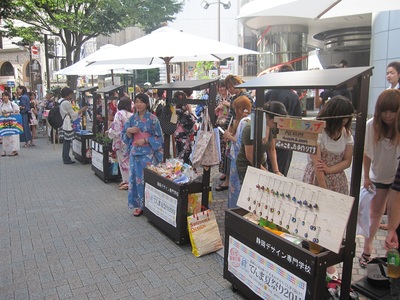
[371,181,392,189]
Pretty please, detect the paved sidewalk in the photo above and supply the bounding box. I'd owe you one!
[0,136,244,300]
[0,134,388,299]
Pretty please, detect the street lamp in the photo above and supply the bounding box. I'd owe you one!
[201,0,231,41]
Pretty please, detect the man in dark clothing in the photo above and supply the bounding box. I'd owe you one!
[264,64,302,176]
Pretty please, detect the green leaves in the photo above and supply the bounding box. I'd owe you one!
[2,0,183,65]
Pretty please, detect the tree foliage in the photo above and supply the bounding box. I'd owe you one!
[1,0,183,86]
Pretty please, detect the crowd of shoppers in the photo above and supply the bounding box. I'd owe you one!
[4,60,400,296]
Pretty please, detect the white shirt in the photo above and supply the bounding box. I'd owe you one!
[59,98,79,131]
[318,127,354,155]
[364,118,400,184]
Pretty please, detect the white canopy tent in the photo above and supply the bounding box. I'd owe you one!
[88,27,259,82]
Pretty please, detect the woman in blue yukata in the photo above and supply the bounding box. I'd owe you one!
[122,93,164,217]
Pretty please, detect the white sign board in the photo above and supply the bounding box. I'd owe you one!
[228,236,307,300]
[72,139,82,155]
[91,150,103,172]
[145,183,178,227]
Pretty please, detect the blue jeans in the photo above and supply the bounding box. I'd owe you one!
[62,139,72,162]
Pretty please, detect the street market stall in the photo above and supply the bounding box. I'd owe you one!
[72,86,97,164]
[91,84,124,182]
[143,79,218,245]
[223,67,374,300]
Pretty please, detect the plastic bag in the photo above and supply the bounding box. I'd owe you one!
[188,209,223,257]
[356,187,375,238]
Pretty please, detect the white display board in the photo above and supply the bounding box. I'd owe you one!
[145,183,178,227]
[228,236,307,300]
[237,167,354,254]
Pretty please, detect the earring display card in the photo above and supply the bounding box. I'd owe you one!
[237,166,354,254]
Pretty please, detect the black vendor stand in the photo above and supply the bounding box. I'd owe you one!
[223,67,373,300]
[72,86,97,164]
[143,79,218,245]
[91,85,124,182]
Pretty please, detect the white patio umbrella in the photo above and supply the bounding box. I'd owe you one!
[88,26,259,82]
[237,0,400,20]
[57,44,162,80]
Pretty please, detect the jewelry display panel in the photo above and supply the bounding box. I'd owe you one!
[237,166,354,254]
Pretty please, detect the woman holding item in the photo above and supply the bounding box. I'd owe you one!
[1,92,20,156]
[108,97,133,190]
[122,93,164,217]
[359,89,400,268]
[17,85,31,148]
[28,92,38,144]
[215,79,232,183]
[236,101,287,183]
[222,95,252,208]
[303,95,355,280]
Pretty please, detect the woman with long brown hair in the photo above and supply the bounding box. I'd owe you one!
[360,89,400,268]
[222,95,252,208]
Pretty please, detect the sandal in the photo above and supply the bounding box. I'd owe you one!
[133,208,143,217]
[119,183,129,190]
[119,182,126,187]
[359,253,371,268]
[9,152,18,156]
[215,185,228,191]
[379,223,388,230]
[1,152,6,157]
[23,144,29,148]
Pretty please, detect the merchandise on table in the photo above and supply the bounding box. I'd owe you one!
[147,158,200,184]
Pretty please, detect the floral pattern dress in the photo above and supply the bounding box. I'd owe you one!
[303,128,353,195]
[215,93,232,174]
[228,116,251,208]
[108,109,133,183]
[122,111,164,210]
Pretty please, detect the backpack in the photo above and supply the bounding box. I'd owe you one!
[47,100,66,128]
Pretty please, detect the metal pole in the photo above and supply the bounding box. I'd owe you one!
[44,35,51,92]
[217,0,221,41]
[28,44,34,91]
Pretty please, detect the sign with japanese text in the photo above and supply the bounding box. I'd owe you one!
[145,183,178,227]
[91,150,103,172]
[275,140,317,155]
[275,117,325,134]
[228,236,307,300]
[274,117,325,154]
[0,114,23,136]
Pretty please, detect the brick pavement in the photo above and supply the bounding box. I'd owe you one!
[0,133,388,299]
[0,135,244,300]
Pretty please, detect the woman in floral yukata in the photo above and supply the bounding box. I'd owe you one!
[122,93,164,217]
[108,97,133,190]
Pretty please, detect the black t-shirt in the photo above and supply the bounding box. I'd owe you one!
[264,89,302,117]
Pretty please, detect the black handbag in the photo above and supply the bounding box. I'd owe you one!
[158,104,177,135]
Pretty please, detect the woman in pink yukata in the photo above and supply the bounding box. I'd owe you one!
[122,93,164,217]
[108,97,133,190]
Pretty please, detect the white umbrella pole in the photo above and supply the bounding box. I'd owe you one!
[164,57,172,83]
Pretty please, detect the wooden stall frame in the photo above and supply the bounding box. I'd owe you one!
[72,86,97,163]
[91,85,124,182]
[223,66,373,300]
[143,79,218,244]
